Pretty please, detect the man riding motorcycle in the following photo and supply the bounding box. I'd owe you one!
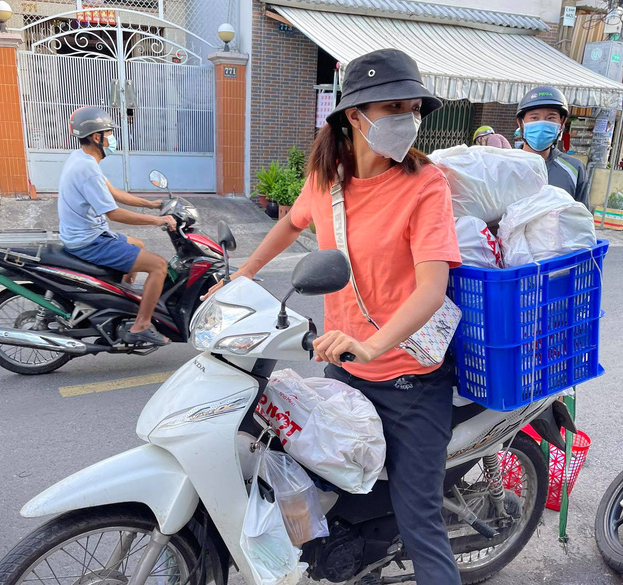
[60,106,175,346]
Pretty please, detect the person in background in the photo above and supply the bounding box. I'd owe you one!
[516,86,589,208]
[473,126,512,149]
[513,128,523,149]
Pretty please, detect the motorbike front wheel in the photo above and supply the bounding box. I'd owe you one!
[595,469,623,574]
[0,289,72,375]
[0,504,202,585]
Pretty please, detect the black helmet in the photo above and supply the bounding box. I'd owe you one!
[516,86,569,119]
[69,106,117,139]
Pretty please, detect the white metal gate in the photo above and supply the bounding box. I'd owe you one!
[16,9,217,192]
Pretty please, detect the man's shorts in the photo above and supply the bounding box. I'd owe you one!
[68,232,141,274]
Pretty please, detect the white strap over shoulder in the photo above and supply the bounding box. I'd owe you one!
[330,164,378,329]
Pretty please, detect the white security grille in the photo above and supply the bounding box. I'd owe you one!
[18,52,214,154]
[126,60,214,153]
[17,52,119,150]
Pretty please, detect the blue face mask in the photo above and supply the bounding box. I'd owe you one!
[514,141,524,149]
[522,121,561,152]
[104,134,117,156]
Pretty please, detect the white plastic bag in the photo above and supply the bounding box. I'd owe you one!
[261,450,329,546]
[257,369,386,494]
[455,216,503,268]
[498,185,596,267]
[240,452,308,585]
[429,145,548,223]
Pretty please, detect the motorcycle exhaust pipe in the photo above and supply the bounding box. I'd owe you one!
[0,328,87,355]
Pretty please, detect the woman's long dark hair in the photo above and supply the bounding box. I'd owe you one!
[306,106,431,192]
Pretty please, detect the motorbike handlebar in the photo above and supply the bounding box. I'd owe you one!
[301,332,356,363]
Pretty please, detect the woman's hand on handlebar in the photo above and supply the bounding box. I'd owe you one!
[200,266,254,301]
[313,330,374,367]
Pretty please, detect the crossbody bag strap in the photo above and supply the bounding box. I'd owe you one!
[330,164,379,331]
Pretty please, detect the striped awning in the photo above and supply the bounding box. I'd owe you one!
[274,6,623,108]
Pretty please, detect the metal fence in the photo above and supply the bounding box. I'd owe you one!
[415,99,474,154]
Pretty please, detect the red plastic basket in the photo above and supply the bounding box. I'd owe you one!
[500,426,591,511]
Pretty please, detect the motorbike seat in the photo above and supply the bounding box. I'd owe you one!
[12,244,124,282]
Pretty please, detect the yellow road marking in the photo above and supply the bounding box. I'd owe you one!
[59,371,174,397]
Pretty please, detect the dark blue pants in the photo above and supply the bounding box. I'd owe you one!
[325,362,460,585]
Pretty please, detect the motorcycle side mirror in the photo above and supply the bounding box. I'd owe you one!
[217,221,237,252]
[149,170,169,190]
[276,249,350,329]
[292,249,350,295]
[217,220,236,285]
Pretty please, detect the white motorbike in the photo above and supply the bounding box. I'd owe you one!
[0,223,577,585]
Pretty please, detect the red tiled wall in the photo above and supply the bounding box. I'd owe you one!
[215,62,246,195]
[0,46,29,197]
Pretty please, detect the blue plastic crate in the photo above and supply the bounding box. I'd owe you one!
[447,240,609,411]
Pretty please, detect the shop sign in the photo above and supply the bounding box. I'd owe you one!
[563,6,576,27]
[76,10,116,25]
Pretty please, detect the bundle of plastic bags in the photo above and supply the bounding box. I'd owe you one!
[430,145,548,224]
[455,216,503,268]
[257,369,386,494]
[498,186,596,267]
[240,450,309,585]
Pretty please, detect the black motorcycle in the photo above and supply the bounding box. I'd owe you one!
[0,171,226,375]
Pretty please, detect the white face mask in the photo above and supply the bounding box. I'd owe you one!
[104,134,117,156]
[358,110,422,163]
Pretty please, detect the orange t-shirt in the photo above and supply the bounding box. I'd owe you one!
[290,163,461,382]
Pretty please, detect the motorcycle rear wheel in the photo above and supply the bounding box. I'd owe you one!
[0,504,202,585]
[595,469,623,574]
[453,431,548,584]
[0,289,72,375]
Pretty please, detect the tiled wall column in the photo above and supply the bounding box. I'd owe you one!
[0,32,29,198]
[208,51,248,196]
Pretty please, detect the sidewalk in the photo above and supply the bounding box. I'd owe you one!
[0,194,319,263]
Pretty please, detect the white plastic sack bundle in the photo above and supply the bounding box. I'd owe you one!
[455,216,503,268]
[257,369,386,494]
[261,449,329,546]
[241,451,308,585]
[498,185,596,267]
[429,145,548,223]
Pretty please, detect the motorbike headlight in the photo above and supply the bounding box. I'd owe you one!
[215,333,270,355]
[191,298,253,349]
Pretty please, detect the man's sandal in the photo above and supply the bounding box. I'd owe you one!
[123,324,170,346]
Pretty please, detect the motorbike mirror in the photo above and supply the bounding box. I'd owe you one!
[291,249,350,296]
[217,220,236,252]
[149,170,168,190]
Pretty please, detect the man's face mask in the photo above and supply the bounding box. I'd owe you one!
[357,109,422,163]
[522,120,561,152]
[104,134,117,156]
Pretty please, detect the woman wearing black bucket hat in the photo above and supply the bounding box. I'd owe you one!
[208,49,462,583]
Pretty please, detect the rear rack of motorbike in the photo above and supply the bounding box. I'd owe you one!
[0,230,61,264]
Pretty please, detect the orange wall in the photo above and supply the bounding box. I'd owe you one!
[214,61,246,196]
[0,43,29,197]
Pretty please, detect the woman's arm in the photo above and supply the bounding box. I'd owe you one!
[313,260,449,366]
[236,215,304,278]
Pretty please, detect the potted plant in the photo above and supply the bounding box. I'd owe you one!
[272,167,304,219]
[252,161,282,209]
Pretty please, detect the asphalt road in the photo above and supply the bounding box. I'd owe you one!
[0,196,622,584]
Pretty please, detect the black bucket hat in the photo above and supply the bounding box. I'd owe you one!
[326,49,443,123]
